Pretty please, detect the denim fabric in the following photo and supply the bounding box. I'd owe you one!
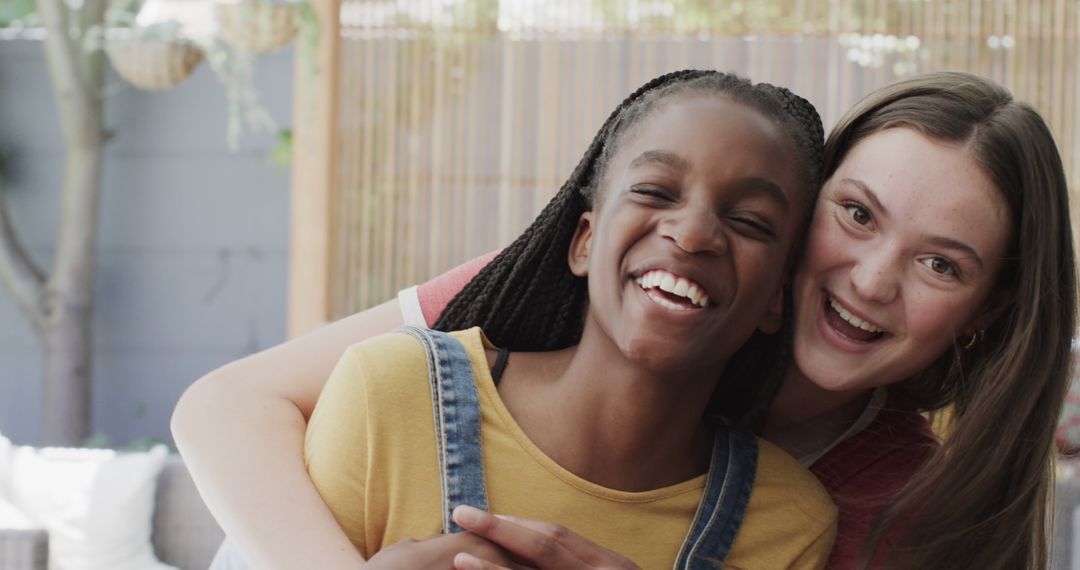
[673,430,758,570]
[398,326,490,533]
[403,327,757,568]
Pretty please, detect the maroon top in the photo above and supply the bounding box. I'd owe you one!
[809,402,938,569]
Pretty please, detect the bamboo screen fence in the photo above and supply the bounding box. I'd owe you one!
[329,0,1080,317]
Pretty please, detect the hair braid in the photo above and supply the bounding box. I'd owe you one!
[435,70,826,425]
[434,69,715,350]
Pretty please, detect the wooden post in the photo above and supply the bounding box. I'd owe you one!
[288,0,340,338]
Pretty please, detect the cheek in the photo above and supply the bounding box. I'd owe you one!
[735,240,786,289]
[794,221,844,291]
[904,290,978,340]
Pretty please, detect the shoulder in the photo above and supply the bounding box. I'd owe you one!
[320,332,433,407]
[340,328,490,396]
[811,405,938,499]
[414,252,500,325]
[347,328,429,359]
[754,438,837,525]
[728,438,837,569]
[345,331,430,373]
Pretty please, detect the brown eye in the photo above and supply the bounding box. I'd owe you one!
[844,204,871,225]
[919,256,959,279]
[930,257,955,275]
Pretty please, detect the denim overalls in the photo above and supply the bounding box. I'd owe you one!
[400,326,759,570]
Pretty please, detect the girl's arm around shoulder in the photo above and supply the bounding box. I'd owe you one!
[169,253,493,568]
[170,299,406,569]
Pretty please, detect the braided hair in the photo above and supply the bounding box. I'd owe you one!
[434,70,825,422]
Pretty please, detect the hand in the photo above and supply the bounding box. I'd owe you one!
[364,531,527,570]
[451,505,642,570]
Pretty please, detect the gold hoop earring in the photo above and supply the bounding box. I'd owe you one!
[962,330,985,350]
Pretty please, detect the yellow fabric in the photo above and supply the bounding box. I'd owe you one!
[927,406,954,438]
[305,328,836,570]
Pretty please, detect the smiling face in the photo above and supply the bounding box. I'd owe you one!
[570,93,806,375]
[792,127,1013,393]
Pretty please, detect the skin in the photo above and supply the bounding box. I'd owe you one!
[171,301,407,569]
[450,129,1016,570]
[174,93,806,569]
[502,94,800,492]
[765,128,1011,451]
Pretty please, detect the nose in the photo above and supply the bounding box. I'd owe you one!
[849,247,900,304]
[661,203,729,256]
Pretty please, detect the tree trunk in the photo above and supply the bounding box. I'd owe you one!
[31,0,106,446]
[0,0,110,445]
[40,139,102,445]
[41,292,95,445]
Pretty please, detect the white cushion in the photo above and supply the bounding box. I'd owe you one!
[208,538,252,570]
[0,433,176,570]
[0,494,35,529]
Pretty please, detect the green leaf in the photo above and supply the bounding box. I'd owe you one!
[269,128,293,168]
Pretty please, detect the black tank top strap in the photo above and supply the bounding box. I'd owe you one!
[490,347,510,385]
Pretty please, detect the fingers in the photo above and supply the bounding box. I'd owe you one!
[453,552,513,570]
[487,515,619,565]
[453,506,581,568]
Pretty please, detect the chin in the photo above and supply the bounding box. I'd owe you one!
[794,355,874,393]
[806,373,869,393]
[621,338,700,373]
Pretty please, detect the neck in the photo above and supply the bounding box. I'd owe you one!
[762,366,873,460]
[498,320,720,492]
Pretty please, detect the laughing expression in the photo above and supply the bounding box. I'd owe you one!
[569,94,805,375]
[792,127,1013,392]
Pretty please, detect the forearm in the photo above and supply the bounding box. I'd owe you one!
[173,370,364,568]
[171,300,404,568]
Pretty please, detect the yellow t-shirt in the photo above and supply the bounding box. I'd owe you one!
[305,328,836,569]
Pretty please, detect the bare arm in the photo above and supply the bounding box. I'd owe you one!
[170,299,404,569]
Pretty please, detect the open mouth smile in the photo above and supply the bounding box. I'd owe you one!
[823,295,889,343]
[634,269,710,311]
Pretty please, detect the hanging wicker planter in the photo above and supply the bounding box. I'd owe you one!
[214,1,298,54]
[106,33,205,91]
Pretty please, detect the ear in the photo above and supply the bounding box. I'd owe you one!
[963,288,1012,335]
[568,211,595,278]
[756,286,785,335]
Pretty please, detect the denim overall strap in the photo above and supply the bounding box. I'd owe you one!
[398,326,490,533]
[672,430,759,569]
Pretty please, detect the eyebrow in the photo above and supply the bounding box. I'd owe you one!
[841,178,889,218]
[629,150,690,172]
[737,177,790,212]
[841,178,984,268]
[629,150,790,211]
[925,236,985,269]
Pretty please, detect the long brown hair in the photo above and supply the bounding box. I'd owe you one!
[824,72,1077,569]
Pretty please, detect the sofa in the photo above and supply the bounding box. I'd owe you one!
[0,454,224,570]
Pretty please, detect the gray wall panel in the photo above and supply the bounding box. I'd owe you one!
[0,38,292,446]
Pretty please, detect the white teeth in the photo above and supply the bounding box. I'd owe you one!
[672,278,689,298]
[687,284,703,306]
[660,274,676,293]
[651,294,694,311]
[634,270,710,308]
[828,298,884,333]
